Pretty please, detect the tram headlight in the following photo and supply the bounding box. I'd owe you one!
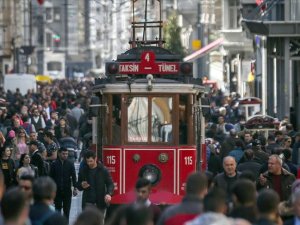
[180,63,193,76]
[139,164,161,186]
[106,62,119,75]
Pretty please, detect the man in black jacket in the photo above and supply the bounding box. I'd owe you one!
[50,147,77,221]
[77,150,114,217]
[214,156,241,197]
[29,140,46,176]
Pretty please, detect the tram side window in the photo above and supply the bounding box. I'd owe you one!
[127,97,148,142]
[179,95,188,145]
[112,95,121,145]
[152,97,172,143]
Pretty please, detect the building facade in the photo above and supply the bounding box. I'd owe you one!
[243,0,300,129]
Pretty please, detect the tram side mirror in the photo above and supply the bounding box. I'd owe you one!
[89,96,100,117]
[201,97,211,117]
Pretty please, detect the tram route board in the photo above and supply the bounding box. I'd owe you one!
[118,51,180,75]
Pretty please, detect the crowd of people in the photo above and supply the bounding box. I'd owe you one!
[0,79,97,225]
[0,79,299,225]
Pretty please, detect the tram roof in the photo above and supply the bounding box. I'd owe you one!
[92,78,205,94]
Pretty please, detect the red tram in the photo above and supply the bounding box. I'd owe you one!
[91,0,206,205]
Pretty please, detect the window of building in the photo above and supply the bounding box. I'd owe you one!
[47,62,62,71]
[46,32,52,48]
[96,29,101,41]
[45,8,53,22]
[228,0,240,29]
[53,7,61,21]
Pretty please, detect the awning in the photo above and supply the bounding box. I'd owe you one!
[183,38,224,62]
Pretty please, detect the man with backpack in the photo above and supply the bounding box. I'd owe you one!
[29,177,67,225]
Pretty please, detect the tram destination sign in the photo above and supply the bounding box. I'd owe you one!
[118,51,180,75]
[118,62,180,74]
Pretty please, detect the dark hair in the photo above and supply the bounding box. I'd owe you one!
[135,178,151,190]
[243,149,254,161]
[282,148,292,160]
[235,139,245,149]
[44,131,54,140]
[19,153,30,168]
[286,123,293,130]
[19,174,35,183]
[74,207,104,225]
[205,171,214,189]
[28,140,39,147]
[257,189,280,214]
[268,135,276,141]
[125,204,153,225]
[58,147,68,153]
[1,187,28,221]
[85,150,96,159]
[244,131,252,136]
[106,205,128,225]
[186,172,208,195]
[33,177,57,202]
[22,115,29,122]
[239,171,256,183]
[231,179,256,205]
[204,187,227,212]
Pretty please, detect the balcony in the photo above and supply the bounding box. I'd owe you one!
[243,20,300,37]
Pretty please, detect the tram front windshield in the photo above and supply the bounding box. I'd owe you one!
[127,96,173,143]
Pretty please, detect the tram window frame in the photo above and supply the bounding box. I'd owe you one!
[126,96,149,143]
[124,94,176,145]
[179,95,188,145]
[151,96,173,143]
[101,95,108,145]
[111,94,122,145]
